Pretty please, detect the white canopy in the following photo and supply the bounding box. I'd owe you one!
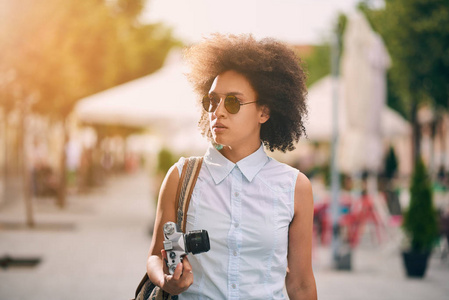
[75,52,209,154]
[305,76,347,142]
[305,75,410,141]
[75,41,410,159]
[75,52,201,129]
[338,11,390,173]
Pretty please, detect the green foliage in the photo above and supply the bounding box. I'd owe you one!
[385,72,409,120]
[0,0,179,120]
[384,145,398,179]
[320,163,347,189]
[360,0,449,111]
[360,0,449,161]
[156,148,176,176]
[302,45,331,87]
[115,0,145,19]
[301,13,346,87]
[402,158,439,252]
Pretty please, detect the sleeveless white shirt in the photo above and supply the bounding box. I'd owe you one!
[176,144,298,300]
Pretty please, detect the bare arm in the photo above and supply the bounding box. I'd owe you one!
[286,172,317,300]
[146,165,193,295]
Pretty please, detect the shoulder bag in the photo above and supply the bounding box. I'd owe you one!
[133,157,203,300]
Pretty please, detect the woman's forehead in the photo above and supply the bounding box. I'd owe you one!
[209,70,255,97]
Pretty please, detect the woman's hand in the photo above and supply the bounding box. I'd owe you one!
[146,165,194,295]
[160,249,194,295]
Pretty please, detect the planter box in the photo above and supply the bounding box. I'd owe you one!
[401,251,431,278]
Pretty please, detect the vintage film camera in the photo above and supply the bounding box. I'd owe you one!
[163,222,210,274]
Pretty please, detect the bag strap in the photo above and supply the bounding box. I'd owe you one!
[175,156,203,233]
[133,157,203,300]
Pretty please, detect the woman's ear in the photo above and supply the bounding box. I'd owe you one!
[259,105,270,124]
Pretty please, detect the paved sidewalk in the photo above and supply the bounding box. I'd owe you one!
[0,170,448,300]
[313,241,449,299]
[0,170,155,300]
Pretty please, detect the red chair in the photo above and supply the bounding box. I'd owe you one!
[339,194,383,248]
[314,202,331,245]
[313,194,352,246]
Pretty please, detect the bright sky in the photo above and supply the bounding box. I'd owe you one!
[142,0,374,45]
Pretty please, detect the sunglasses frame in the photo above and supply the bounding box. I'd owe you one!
[202,94,257,114]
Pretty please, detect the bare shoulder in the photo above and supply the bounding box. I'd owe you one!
[158,164,181,217]
[294,172,314,211]
[295,172,312,196]
[164,164,181,193]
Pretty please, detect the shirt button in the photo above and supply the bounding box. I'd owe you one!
[234,223,239,228]
[232,284,236,289]
[234,192,239,197]
[233,250,238,256]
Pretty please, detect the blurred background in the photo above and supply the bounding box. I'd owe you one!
[0,0,448,299]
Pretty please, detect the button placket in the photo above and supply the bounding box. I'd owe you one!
[228,167,242,299]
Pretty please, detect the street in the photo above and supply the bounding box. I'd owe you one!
[1,170,448,300]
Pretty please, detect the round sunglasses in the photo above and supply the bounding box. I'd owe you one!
[202,94,257,114]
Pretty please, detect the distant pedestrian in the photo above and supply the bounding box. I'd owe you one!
[439,208,449,254]
[147,33,317,299]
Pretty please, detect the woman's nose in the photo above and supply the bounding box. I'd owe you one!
[213,97,226,117]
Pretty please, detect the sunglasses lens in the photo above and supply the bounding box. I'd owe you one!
[225,96,240,114]
[202,95,242,114]
[202,95,211,112]
[203,95,222,112]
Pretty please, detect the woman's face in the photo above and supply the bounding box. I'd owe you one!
[207,70,269,150]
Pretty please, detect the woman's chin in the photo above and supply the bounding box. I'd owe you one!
[212,137,224,145]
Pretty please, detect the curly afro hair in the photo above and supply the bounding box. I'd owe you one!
[183,33,308,152]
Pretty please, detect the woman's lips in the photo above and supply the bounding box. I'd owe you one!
[212,123,227,133]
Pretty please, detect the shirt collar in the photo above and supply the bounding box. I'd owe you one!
[204,143,269,184]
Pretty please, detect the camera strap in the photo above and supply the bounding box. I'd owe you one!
[133,156,203,300]
[175,156,204,233]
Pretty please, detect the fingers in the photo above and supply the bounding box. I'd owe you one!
[160,249,194,294]
[170,258,193,279]
[161,256,194,295]
[171,261,183,280]
[182,256,193,274]
[161,249,167,260]
[163,268,193,294]
[161,249,169,274]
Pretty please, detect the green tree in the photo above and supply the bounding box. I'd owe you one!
[0,0,179,209]
[156,148,177,176]
[360,0,449,162]
[403,157,439,252]
[301,45,330,87]
[300,13,347,88]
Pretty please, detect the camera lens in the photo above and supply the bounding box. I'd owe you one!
[185,230,210,254]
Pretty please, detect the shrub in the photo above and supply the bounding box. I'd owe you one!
[402,158,439,252]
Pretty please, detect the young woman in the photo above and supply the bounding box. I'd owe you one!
[147,33,317,300]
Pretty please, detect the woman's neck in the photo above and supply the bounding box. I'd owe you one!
[219,141,261,163]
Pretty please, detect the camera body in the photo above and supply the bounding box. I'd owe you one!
[163,221,210,274]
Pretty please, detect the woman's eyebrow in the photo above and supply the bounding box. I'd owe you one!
[209,91,244,96]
